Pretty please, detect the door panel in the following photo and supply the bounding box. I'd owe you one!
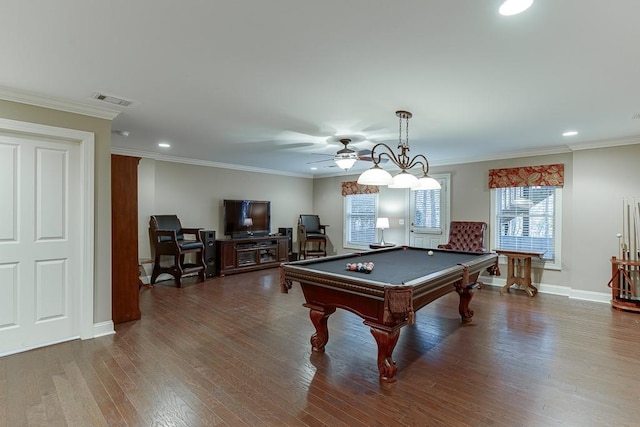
[0,134,80,355]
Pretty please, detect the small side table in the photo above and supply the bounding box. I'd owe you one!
[369,243,395,249]
[495,249,544,297]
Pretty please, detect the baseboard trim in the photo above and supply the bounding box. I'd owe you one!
[481,277,610,304]
[92,320,115,338]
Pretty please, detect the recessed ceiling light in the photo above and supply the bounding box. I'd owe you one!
[562,131,578,137]
[158,142,171,148]
[499,0,533,16]
[310,167,318,170]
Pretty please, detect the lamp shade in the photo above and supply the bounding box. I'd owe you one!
[243,218,253,227]
[334,155,358,171]
[413,175,441,190]
[357,165,393,185]
[388,170,419,188]
[376,217,389,229]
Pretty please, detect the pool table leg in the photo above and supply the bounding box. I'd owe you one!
[306,304,336,352]
[369,326,401,383]
[455,279,478,324]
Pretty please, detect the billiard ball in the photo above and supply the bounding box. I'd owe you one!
[427,250,434,256]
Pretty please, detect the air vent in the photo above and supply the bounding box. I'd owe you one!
[91,92,133,107]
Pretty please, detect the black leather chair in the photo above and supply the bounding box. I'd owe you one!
[298,214,328,259]
[149,215,205,287]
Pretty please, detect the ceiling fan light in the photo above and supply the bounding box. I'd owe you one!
[334,154,358,171]
[388,170,419,188]
[499,0,533,16]
[357,165,393,185]
[413,175,441,190]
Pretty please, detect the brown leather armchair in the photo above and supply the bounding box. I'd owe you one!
[298,214,328,259]
[438,221,498,284]
[438,221,487,252]
[149,215,206,287]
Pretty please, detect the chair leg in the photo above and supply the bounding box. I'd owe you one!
[174,254,183,288]
[150,255,162,285]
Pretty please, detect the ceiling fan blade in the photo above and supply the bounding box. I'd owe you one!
[306,158,333,165]
[357,149,388,163]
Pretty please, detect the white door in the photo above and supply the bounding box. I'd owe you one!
[0,125,88,356]
[409,175,450,248]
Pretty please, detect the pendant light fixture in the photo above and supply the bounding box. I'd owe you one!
[357,111,440,190]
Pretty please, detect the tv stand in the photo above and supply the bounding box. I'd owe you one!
[216,235,288,276]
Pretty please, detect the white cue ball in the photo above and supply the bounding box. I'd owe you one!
[427,250,434,256]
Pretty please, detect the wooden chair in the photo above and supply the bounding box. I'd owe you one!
[298,214,328,259]
[438,221,487,252]
[149,215,206,287]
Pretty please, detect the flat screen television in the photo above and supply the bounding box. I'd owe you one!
[223,199,271,238]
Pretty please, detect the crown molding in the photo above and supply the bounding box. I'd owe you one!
[567,135,640,151]
[110,147,313,179]
[0,86,120,120]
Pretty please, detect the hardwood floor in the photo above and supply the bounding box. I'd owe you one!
[2,269,640,426]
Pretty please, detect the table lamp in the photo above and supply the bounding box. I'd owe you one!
[243,217,253,235]
[376,217,389,245]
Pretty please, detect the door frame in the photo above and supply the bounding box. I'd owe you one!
[406,173,451,247]
[0,118,94,341]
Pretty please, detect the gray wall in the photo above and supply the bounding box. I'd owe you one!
[6,97,636,326]
[313,143,640,296]
[137,158,314,259]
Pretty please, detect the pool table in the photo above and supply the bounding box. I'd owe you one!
[280,246,498,383]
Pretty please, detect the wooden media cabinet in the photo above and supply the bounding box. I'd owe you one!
[216,235,289,276]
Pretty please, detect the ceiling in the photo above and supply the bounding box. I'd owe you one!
[2,1,639,177]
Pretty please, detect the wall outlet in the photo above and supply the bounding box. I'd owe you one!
[399,219,405,225]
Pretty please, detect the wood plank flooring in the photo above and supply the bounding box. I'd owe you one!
[2,269,640,426]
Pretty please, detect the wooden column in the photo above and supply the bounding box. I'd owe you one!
[111,154,141,324]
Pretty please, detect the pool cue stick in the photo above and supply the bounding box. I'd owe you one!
[619,199,625,298]
[633,201,637,262]
[625,200,631,296]
[627,201,631,260]
[635,201,640,297]
[637,200,640,259]
[622,198,625,253]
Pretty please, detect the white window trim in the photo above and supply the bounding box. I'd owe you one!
[490,187,562,271]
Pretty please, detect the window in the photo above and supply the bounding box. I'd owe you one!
[344,193,377,247]
[491,185,562,268]
[412,188,442,232]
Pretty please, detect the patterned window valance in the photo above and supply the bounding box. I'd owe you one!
[488,164,564,188]
[341,181,379,196]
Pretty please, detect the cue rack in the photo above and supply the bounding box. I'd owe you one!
[608,198,640,312]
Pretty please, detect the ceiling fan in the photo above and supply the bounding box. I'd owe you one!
[306,138,384,170]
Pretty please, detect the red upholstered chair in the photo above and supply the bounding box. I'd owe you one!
[438,221,496,285]
[438,221,487,253]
